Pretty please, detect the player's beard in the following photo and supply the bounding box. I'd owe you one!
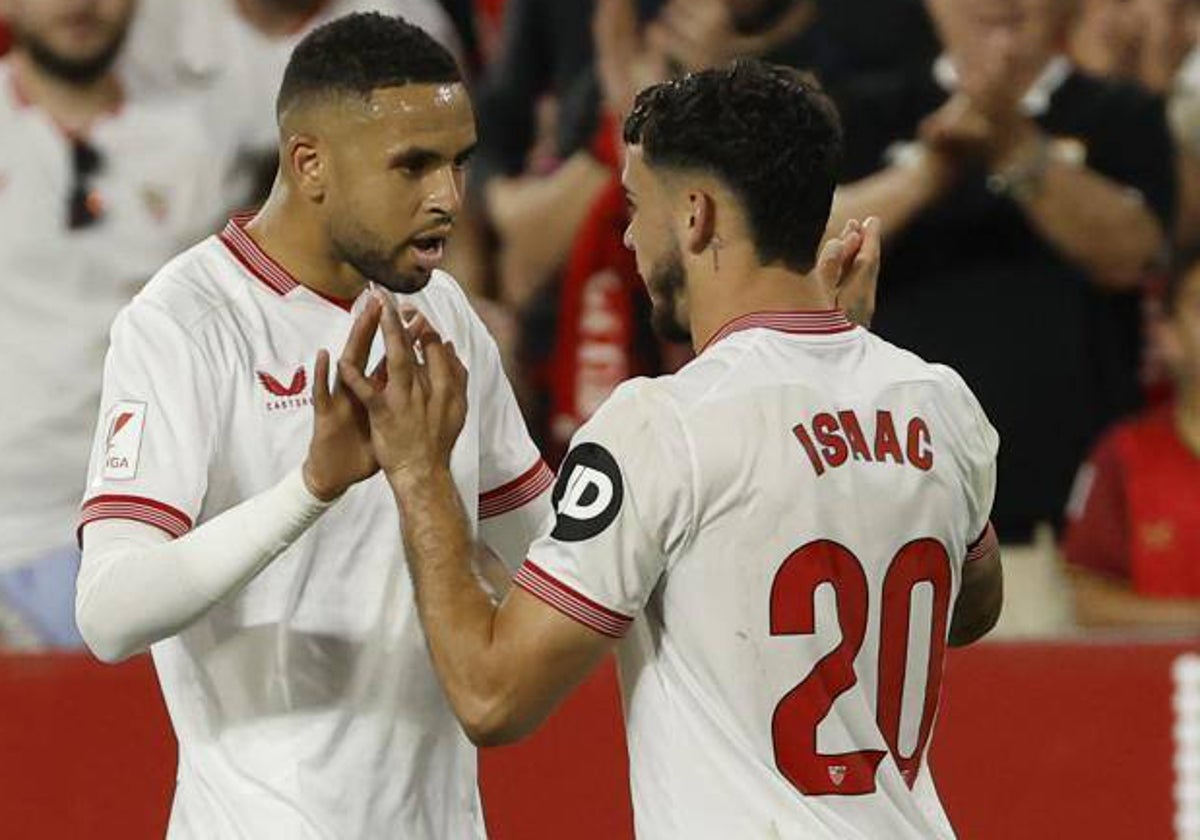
[330,221,431,296]
[645,241,691,344]
[15,20,130,86]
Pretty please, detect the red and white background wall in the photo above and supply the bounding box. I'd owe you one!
[1,640,1196,839]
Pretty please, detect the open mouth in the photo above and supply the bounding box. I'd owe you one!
[409,232,449,272]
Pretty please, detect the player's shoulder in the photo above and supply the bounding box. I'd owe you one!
[861,331,985,408]
[576,376,686,449]
[853,334,1000,463]
[120,236,239,336]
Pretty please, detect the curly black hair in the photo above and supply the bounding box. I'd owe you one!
[277,12,461,117]
[624,60,843,273]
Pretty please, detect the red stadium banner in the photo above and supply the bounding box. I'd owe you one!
[0,641,1194,838]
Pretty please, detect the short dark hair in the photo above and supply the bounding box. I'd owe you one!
[277,13,461,117]
[623,60,843,273]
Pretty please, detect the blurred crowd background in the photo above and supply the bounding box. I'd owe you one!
[1,0,1198,650]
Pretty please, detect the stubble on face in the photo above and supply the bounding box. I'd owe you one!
[646,238,692,344]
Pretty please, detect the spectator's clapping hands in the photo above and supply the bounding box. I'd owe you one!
[920,30,1040,173]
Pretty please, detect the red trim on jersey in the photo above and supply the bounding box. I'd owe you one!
[309,287,356,312]
[78,495,194,543]
[513,561,633,638]
[479,459,555,519]
[965,521,998,564]
[218,214,300,296]
[700,310,856,354]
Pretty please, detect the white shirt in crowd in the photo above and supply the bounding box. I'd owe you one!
[119,0,464,209]
[78,217,553,839]
[0,60,220,575]
[514,311,999,840]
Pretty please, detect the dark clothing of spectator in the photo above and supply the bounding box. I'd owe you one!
[471,0,617,186]
[472,0,899,187]
[836,65,1177,541]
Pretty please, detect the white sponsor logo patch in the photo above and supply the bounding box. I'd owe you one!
[102,401,146,480]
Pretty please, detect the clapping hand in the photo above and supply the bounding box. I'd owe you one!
[302,297,384,501]
[814,217,882,329]
[338,293,469,494]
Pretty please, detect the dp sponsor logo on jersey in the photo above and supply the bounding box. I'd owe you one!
[101,401,146,480]
[551,443,623,542]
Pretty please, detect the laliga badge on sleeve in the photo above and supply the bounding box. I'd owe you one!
[101,401,147,480]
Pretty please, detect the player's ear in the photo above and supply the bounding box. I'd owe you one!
[286,134,327,202]
[683,190,717,256]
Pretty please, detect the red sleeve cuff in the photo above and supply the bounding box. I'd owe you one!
[478,459,555,519]
[965,521,998,564]
[78,495,194,546]
[513,561,633,638]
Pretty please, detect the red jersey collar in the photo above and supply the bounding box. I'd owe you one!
[700,310,856,353]
[218,213,360,311]
[218,213,299,296]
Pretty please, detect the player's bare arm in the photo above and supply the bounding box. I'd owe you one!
[76,301,388,663]
[948,529,1003,647]
[340,295,613,745]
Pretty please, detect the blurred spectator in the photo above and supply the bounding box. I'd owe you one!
[832,0,1175,551]
[470,0,618,308]
[1062,254,1200,632]
[0,0,221,648]
[817,0,937,78]
[473,0,837,309]
[1069,0,1200,249]
[538,0,856,451]
[118,0,463,210]
[438,0,482,70]
[1068,0,1196,95]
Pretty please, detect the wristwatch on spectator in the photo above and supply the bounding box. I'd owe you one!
[987,135,1085,203]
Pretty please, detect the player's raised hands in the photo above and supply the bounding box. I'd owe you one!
[302,296,384,501]
[815,216,881,328]
[338,292,469,493]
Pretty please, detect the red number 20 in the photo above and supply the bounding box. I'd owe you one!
[769,539,951,796]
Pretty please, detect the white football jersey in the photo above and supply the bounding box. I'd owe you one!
[0,60,221,573]
[514,311,998,840]
[80,217,553,839]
